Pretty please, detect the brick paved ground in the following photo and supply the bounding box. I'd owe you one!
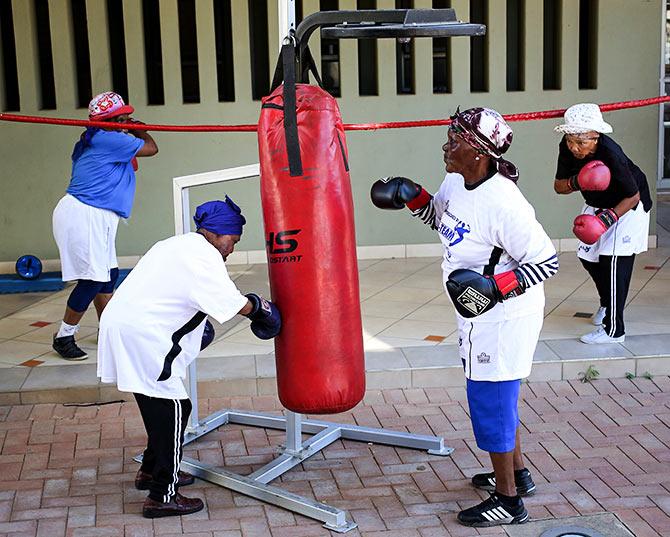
[1,378,670,536]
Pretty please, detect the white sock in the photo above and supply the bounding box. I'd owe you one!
[56,322,79,338]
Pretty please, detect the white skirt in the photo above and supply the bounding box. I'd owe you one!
[457,311,544,382]
[577,202,650,262]
[52,194,120,282]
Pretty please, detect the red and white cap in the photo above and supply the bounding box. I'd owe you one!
[88,91,134,120]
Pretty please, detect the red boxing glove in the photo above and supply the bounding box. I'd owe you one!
[573,209,618,245]
[492,270,526,300]
[568,160,611,192]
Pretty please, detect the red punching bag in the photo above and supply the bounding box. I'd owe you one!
[257,45,365,415]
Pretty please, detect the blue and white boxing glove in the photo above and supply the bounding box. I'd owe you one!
[245,293,282,339]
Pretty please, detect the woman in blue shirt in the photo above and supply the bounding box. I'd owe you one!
[52,92,158,360]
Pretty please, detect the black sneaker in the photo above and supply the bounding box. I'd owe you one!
[457,494,529,527]
[52,334,88,361]
[471,468,536,496]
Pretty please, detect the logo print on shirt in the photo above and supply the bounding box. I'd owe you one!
[437,202,471,249]
[477,352,491,364]
[449,222,471,246]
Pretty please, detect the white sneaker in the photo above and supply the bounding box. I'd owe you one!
[580,326,625,344]
[592,307,606,326]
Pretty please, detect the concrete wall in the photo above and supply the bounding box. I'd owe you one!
[0,0,662,266]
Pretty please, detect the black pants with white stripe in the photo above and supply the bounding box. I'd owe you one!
[580,255,635,338]
[134,393,192,503]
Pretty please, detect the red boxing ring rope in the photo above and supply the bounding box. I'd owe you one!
[1,95,668,133]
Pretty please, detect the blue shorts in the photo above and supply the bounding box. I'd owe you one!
[466,378,520,453]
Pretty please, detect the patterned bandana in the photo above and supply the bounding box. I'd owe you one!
[88,92,134,120]
[193,197,246,236]
[450,107,519,182]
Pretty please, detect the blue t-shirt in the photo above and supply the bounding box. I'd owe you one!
[67,130,144,218]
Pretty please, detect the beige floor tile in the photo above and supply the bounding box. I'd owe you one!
[361,298,422,319]
[361,258,436,274]
[220,319,252,338]
[365,336,438,351]
[0,339,54,365]
[358,271,410,286]
[6,302,68,322]
[0,317,41,339]
[623,305,670,324]
[627,292,670,307]
[377,318,456,341]
[35,349,97,366]
[359,283,394,300]
[15,324,97,345]
[200,339,274,357]
[362,316,398,337]
[394,274,444,290]
[197,355,256,380]
[404,303,454,322]
[623,321,670,336]
[546,300,602,318]
[427,293,451,306]
[371,286,443,303]
[540,315,594,340]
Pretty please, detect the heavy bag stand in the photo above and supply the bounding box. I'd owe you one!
[139,9,485,533]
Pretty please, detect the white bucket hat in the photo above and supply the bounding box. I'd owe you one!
[554,103,613,134]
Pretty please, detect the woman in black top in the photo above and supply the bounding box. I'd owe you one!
[554,103,652,344]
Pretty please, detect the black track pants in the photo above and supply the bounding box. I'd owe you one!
[580,255,635,338]
[134,393,192,502]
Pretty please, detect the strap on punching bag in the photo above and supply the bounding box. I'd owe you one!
[269,38,323,177]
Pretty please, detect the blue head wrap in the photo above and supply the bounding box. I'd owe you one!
[193,197,246,236]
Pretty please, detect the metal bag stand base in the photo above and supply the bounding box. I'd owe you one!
[137,408,453,533]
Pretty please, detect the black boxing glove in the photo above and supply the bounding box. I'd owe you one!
[245,293,282,339]
[446,269,526,318]
[370,176,431,210]
[200,320,215,350]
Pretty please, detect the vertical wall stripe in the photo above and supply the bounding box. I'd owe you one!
[413,0,432,97]
[86,0,113,94]
[339,0,358,99]
[230,0,252,101]
[267,0,280,79]
[0,6,6,110]
[48,0,76,109]
[122,0,147,108]
[488,0,505,94]
[561,0,579,90]
[303,0,322,79]
[159,0,181,105]
[194,0,217,104]
[11,0,39,111]
[525,0,542,92]
[376,0,396,96]
[449,0,470,94]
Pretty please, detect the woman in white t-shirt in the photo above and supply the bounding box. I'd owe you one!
[371,108,558,528]
[98,198,281,519]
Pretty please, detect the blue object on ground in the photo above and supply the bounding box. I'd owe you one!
[15,255,43,280]
[0,268,131,294]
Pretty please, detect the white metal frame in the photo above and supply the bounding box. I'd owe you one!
[165,163,453,532]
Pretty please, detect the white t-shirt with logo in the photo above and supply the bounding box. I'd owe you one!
[419,173,556,321]
[97,232,248,399]
[418,172,557,322]
[411,172,558,381]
